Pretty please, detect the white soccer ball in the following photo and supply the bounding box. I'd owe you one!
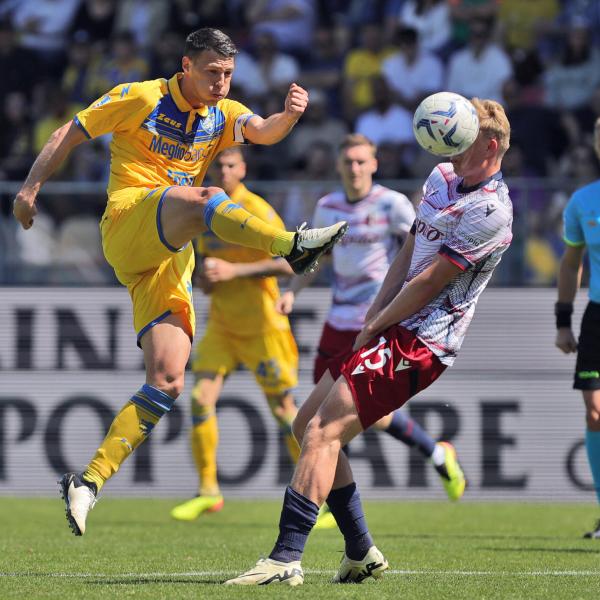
[412,92,480,157]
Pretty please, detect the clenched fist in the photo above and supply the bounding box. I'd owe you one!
[13,190,38,230]
[284,83,309,121]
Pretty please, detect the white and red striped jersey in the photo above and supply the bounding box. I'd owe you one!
[400,163,513,365]
[312,184,416,330]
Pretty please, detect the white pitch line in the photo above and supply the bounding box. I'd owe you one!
[0,569,599,578]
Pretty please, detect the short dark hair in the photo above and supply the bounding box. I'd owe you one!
[218,146,245,160]
[184,28,237,60]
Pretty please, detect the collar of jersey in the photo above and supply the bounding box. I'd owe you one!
[344,184,377,205]
[168,73,210,117]
[457,170,503,195]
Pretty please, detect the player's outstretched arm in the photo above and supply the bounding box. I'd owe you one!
[202,257,294,283]
[365,233,415,322]
[13,121,88,229]
[354,254,461,350]
[555,244,585,354]
[244,83,308,145]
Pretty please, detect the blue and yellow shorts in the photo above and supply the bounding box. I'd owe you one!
[192,322,298,396]
[100,186,195,345]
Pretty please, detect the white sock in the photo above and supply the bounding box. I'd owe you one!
[430,443,446,467]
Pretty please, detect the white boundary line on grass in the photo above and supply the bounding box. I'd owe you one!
[1,569,600,578]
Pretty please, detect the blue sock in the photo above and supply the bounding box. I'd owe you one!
[585,430,600,503]
[385,410,436,457]
[326,482,373,560]
[269,487,319,563]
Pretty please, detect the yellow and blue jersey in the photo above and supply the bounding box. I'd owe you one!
[196,183,290,337]
[77,73,253,343]
[74,73,255,199]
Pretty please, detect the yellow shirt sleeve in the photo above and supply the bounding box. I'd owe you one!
[248,195,285,231]
[74,80,162,139]
[214,99,255,152]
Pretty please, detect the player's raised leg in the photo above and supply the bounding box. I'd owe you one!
[225,375,388,586]
[584,389,600,538]
[160,185,348,274]
[171,372,225,521]
[60,313,190,536]
[374,411,466,501]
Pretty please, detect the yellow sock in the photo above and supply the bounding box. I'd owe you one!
[83,403,156,491]
[83,384,174,492]
[285,432,301,464]
[204,191,294,255]
[191,406,220,497]
[267,393,301,464]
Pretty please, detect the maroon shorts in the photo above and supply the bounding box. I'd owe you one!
[340,325,446,430]
[313,322,359,384]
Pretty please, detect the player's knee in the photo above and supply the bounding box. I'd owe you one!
[191,381,210,407]
[205,186,225,199]
[186,186,227,230]
[151,372,185,400]
[586,407,600,431]
[192,186,225,208]
[268,393,296,420]
[303,416,340,453]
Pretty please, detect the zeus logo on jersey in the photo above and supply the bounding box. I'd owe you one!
[415,218,444,241]
[156,113,182,129]
[351,337,411,375]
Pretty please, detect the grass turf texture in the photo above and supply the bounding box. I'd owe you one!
[1,499,599,599]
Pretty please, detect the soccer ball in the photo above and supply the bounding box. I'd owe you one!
[412,92,479,157]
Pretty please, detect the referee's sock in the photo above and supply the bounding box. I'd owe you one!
[585,429,600,503]
[204,191,294,256]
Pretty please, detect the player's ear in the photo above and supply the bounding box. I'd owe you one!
[182,55,191,74]
[487,137,499,156]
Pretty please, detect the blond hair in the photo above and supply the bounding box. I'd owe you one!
[470,98,511,157]
[339,133,377,155]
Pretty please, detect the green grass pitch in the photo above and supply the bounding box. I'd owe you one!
[1,498,599,599]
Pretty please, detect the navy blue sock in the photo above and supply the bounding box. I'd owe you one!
[326,482,373,560]
[385,410,436,457]
[269,486,319,563]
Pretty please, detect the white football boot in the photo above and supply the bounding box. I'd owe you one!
[224,558,304,586]
[284,221,348,274]
[58,472,97,536]
[333,545,389,583]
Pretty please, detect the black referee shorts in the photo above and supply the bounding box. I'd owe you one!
[575,301,600,390]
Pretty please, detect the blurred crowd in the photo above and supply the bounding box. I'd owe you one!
[1,0,600,286]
